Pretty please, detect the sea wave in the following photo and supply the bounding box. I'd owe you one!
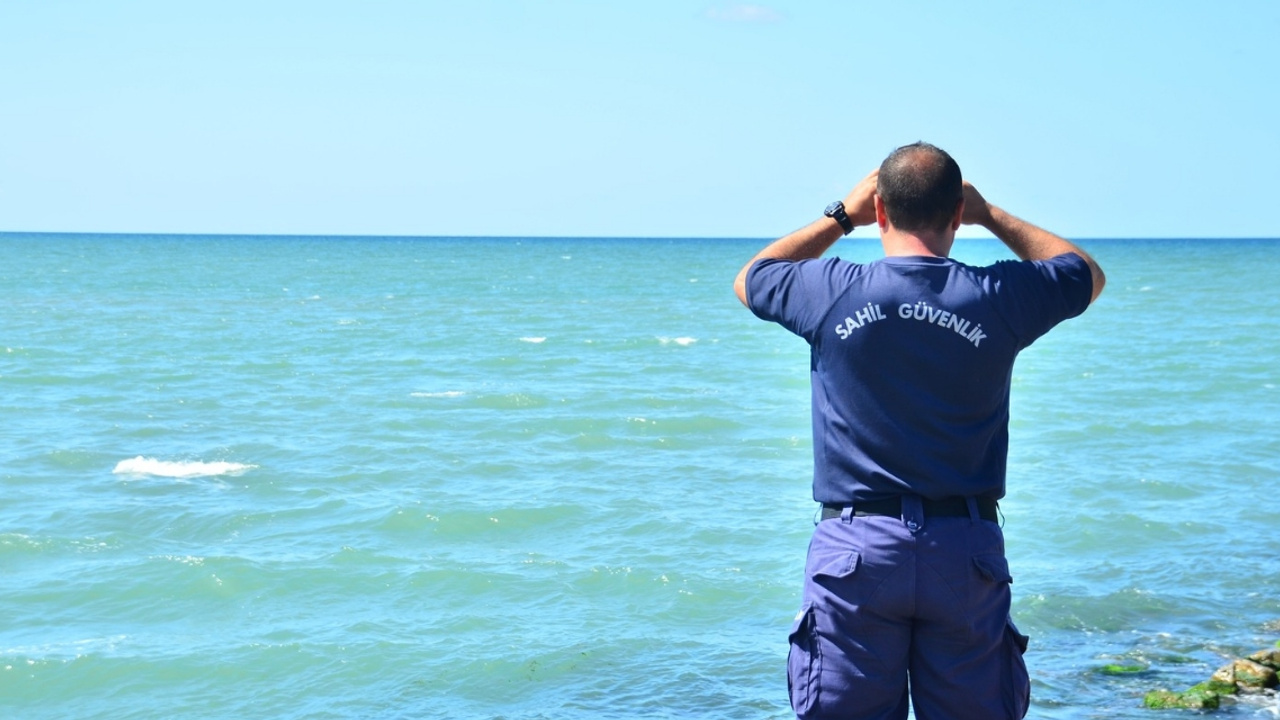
[111,457,256,478]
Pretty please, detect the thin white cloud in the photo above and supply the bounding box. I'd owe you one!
[705,4,784,23]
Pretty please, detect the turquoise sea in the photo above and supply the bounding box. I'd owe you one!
[2,234,1277,719]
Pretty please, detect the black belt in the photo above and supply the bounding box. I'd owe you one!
[821,496,998,523]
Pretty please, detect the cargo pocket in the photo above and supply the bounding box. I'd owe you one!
[787,603,821,718]
[1003,617,1031,719]
[973,554,1029,718]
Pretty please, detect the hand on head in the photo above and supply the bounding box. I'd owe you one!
[842,170,879,228]
[960,181,992,227]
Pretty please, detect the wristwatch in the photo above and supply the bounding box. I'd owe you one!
[824,201,854,235]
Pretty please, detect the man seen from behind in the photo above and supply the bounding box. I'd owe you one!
[734,142,1105,720]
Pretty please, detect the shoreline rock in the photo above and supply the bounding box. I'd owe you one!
[1144,648,1279,710]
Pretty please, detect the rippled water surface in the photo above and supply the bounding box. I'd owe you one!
[2,234,1277,718]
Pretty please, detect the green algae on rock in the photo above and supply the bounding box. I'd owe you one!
[1143,685,1221,710]
[1214,658,1277,693]
[1143,645,1279,711]
[1096,663,1150,676]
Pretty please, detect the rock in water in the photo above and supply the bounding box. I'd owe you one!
[1144,644,1280,710]
[1223,658,1278,692]
[1247,648,1280,669]
[1143,685,1222,710]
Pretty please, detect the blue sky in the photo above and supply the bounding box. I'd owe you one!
[3,1,1277,238]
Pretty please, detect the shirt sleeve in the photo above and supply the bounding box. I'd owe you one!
[988,252,1094,347]
[746,257,856,342]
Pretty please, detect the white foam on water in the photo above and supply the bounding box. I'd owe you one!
[658,336,697,346]
[112,457,256,479]
[410,391,466,398]
[520,337,547,343]
[3,634,130,659]
[153,554,206,566]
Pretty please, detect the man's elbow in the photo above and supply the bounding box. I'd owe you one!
[734,275,750,307]
[734,262,755,307]
[1088,262,1106,304]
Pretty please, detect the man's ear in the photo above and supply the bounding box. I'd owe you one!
[874,195,889,229]
[951,199,964,231]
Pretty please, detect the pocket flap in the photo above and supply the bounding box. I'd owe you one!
[973,553,1012,584]
[813,551,860,580]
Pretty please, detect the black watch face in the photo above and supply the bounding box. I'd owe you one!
[825,202,843,217]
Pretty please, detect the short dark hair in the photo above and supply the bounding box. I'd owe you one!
[877,142,963,233]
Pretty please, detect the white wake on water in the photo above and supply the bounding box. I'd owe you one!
[112,457,256,478]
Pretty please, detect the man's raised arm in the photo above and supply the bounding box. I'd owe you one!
[733,170,879,307]
[962,182,1106,304]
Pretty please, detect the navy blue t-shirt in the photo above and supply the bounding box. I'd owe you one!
[747,252,1092,503]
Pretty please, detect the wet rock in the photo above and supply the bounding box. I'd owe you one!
[1221,658,1278,692]
[1095,663,1149,676]
[1209,663,1235,687]
[1143,685,1221,710]
[1144,645,1279,710]
[1247,648,1280,670]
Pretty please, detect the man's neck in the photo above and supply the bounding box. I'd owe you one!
[880,228,954,258]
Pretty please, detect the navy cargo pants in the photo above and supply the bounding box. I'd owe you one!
[787,496,1030,720]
